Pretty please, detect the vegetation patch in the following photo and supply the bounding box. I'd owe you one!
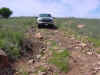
[38,66,47,72]
[87,37,100,47]
[96,50,100,54]
[47,39,70,72]
[48,49,70,73]
[0,18,34,60]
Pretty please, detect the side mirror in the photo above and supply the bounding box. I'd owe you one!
[35,16,38,19]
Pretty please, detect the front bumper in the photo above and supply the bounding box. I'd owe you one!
[37,21,54,25]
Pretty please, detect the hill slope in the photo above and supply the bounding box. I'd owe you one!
[0,17,100,75]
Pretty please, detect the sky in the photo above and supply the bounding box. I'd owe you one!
[0,0,100,18]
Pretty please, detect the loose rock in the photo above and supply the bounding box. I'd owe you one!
[35,33,43,39]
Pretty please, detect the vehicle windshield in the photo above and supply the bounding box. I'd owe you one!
[39,14,51,17]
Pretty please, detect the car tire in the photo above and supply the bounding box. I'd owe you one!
[38,24,42,28]
[49,24,54,28]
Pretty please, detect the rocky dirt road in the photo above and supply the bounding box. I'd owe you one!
[14,28,100,75]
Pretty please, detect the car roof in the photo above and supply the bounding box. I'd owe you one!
[39,13,51,15]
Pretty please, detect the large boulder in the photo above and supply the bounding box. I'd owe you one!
[0,49,8,69]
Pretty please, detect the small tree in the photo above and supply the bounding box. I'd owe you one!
[0,7,13,18]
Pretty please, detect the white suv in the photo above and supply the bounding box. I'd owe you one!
[37,14,54,28]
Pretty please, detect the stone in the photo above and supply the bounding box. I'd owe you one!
[75,46,81,49]
[77,24,85,29]
[86,52,93,55]
[0,49,8,69]
[38,71,45,75]
[75,40,81,44]
[35,33,43,39]
[94,67,100,70]
[54,30,58,33]
[28,59,34,64]
[79,43,87,47]
[36,55,41,59]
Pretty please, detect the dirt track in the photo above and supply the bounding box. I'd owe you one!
[14,28,100,75]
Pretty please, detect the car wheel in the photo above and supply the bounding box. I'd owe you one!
[38,24,42,28]
[49,24,54,28]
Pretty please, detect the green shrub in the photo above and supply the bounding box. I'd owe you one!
[0,7,12,18]
[5,44,20,60]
